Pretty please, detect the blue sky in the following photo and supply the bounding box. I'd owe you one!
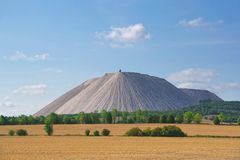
[0,0,240,116]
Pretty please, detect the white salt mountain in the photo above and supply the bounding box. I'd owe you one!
[34,72,222,116]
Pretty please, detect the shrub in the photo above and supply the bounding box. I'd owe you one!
[161,125,186,137]
[93,130,100,136]
[101,129,110,136]
[142,128,152,136]
[150,127,162,137]
[16,129,28,136]
[8,130,15,136]
[213,116,220,125]
[85,129,90,136]
[44,122,53,136]
[125,127,143,136]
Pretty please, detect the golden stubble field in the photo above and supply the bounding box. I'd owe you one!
[0,123,240,136]
[0,124,240,160]
[1,136,240,160]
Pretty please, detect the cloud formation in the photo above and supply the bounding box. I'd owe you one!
[0,97,17,108]
[96,23,150,47]
[167,68,218,91]
[167,68,240,96]
[179,17,224,28]
[13,84,47,95]
[42,68,63,74]
[5,51,49,61]
[168,68,216,84]
[0,101,16,108]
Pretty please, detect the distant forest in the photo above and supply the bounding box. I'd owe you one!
[165,100,240,122]
[0,100,240,125]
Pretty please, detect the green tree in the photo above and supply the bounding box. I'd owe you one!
[121,111,128,123]
[167,115,175,123]
[101,109,108,123]
[90,112,100,124]
[0,115,7,125]
[160,114,167,123]
[142,111,150,123]
[45,113,58,124]
[136,109,142,123]
[193,113,202,124]
[213,116,220,125]
[18,115,29,124]
[63,115,71,124]
[183,111,193,123]
[237,117,240,125]
[218,113,226,124]
[27,116,35,124]
[111,108,118,124]
[175,114,183,123]
[44,121,53,136]
[148,114,160,123]
[106,112,112,124]
[79,112,86,124]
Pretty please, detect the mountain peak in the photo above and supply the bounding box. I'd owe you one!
[34,72,222,116]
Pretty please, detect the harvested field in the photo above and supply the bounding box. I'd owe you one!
[1,136,240,160]
[0,123,240,136]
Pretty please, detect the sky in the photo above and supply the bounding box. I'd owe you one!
[0,0,240,116]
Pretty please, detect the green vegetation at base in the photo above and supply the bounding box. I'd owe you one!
[1,101,239,125]
[125,126,186,137]
[167,101,240,123]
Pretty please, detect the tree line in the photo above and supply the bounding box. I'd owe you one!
[1,109,239,125]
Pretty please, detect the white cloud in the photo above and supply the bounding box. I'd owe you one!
[167,68,218,91]
[0,101,16,108]
[168,68,216,84]
[0,97,17,108]
[43,68,63,74]
[96,23,150,47]
[179,17,207,28]
[13,84,47,95]
[167,68,240,99]
[5,51,49,61]
[179,17,224,28]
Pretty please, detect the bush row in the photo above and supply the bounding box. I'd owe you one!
[8,129,28,136]
[8,128,111,136]
[125,125,186,137]
[85,129,110,136]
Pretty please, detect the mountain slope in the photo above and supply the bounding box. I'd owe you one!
[35,72,200,116]
[180,88,223,102]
